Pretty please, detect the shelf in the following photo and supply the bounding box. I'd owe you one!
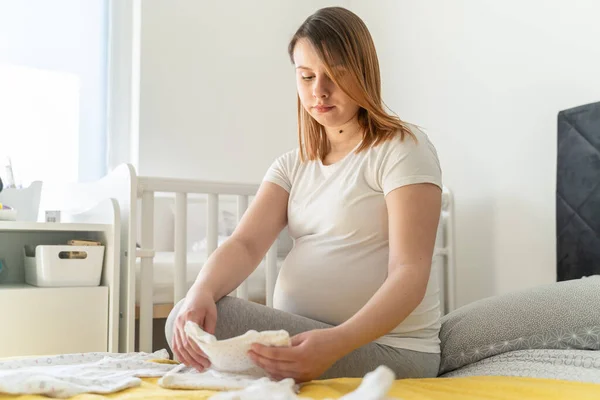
[0,283,35,290]
[0,221,111,233]
[0,283,105,290]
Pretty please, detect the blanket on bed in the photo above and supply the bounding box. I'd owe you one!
[1,374,599,399]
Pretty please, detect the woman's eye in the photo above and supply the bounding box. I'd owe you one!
[302,76,315,81]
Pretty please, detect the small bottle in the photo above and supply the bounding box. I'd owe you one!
[4,157,16,189]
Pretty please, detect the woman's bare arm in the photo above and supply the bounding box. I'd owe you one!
[188,181,289,302]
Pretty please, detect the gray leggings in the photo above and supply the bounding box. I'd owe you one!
[165,296,440,380]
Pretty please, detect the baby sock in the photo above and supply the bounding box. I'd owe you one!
[207,377,299,400]
[336,365,396,400]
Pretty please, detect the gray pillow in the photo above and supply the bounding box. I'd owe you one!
[438,276,600,375]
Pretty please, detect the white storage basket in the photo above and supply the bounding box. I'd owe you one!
[23,245,105,287]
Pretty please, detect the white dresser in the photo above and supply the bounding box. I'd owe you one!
[0,221,119,357]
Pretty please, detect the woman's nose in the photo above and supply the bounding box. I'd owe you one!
[312,77,330,99]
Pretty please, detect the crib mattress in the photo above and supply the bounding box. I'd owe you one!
[134,252,284,305]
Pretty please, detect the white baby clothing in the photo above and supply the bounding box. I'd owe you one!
[185,321,291,375]
[160,365,396,400]
[263,124,443,353]
[207,365,397,400]
[159,363,299,392]
[159,322,293,390]
[0,350,174,398]
[329,364,396,400]
[208,378,299,400]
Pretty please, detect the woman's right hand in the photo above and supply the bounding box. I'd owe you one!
[171,291,218,371]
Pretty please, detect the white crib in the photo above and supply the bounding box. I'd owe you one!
[134,175,276,353]
[40,163,456,354]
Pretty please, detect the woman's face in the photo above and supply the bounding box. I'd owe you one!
[293,39,360,130]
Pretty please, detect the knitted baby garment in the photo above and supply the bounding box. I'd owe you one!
[184,321,291,375]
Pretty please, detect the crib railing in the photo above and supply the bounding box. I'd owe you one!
[133,176,456,354]
[439,187,456,314]
[135,176,280,353]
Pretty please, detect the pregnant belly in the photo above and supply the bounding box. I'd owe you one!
[272,243,389,325]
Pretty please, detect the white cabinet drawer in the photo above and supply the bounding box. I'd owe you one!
[0,285,108,357]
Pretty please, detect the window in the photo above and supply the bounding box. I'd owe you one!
[0,0,109,187]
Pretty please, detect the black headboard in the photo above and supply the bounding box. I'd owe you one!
[556,101,600,281]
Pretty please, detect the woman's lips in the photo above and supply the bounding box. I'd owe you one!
[313,105,335,113]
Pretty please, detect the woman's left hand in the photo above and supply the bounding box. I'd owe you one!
[248,328,348,383]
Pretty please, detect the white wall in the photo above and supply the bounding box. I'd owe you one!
[348,0,600,306]
[138,0,348,183]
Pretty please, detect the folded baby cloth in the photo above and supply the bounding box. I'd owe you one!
[184,320,291,375]
[158,322,294,390]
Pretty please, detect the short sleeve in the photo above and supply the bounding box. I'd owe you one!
[379,128,443,196]
[262,149,298,193]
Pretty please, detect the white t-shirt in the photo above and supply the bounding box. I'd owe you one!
[262,124,443,353]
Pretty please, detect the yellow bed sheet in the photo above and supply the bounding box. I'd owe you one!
[1,375,599,400]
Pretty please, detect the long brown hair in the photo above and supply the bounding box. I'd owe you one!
[288,7,415,162]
